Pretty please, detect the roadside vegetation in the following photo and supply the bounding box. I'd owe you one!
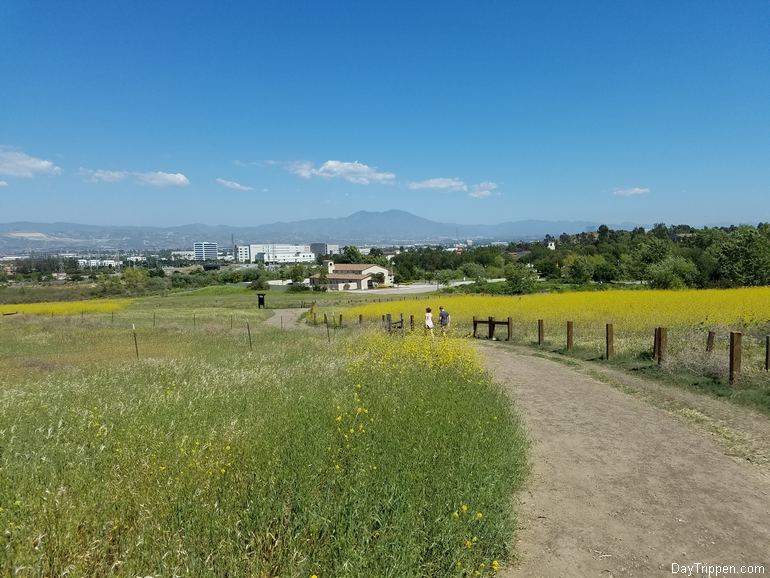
[0,295,526,577]
[344,288,770,415]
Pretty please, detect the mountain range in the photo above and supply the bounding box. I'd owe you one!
[0,210,642,253]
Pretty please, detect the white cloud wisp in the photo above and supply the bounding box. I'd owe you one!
[216,177,253,191]
[612,187,650,197]
[407,177,467,192]
[0,146,61,178]
[80,168,190,187]
[286,160,395,185]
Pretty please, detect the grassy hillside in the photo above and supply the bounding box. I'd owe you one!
[0,294,526,577]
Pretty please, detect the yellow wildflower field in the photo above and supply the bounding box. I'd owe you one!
[0,298,133,316]
[347,287,770,331]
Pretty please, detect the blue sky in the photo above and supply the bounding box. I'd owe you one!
[1,1,768,227]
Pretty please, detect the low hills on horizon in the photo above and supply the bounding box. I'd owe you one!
[0,209,661,252]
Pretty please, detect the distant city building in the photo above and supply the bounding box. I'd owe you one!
[193,242,218,261]
[77,259,118,268]
[309,243,340,256]
[171,250,195,260]
[235,244,315,264]
[126,256,147,263]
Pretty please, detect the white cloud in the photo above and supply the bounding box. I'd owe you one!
[469,182,498,198]
[216,177,253,191]
[137,171,190,187]
[79,168,128,183]
[613,187,650,197]
[80,168,190,187]
[284,159,395,184]
[0,146,61,178]
[288,161,315,179]
[407,177,467,192]
[0,180,8,187]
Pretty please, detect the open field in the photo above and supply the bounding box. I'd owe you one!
[343,288,770,413]
[0,293,526,577]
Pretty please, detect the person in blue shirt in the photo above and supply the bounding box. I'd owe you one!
[438,306,450,334]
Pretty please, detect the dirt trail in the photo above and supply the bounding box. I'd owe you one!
[262,308,309,330]
[479,344,770,577]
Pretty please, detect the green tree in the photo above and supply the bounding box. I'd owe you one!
[565,256,594,284]
[122,268,149,292]
[646,256,698,289]
[505,263,538,294]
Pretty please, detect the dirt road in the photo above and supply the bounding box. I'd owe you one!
[262,308,309,330]
[480,345,770,577]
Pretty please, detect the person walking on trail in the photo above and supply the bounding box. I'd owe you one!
[424,307,435,338]
[438,306,450,334]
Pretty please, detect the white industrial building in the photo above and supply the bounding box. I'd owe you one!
[235,244,315,265]
[193,242,218,261]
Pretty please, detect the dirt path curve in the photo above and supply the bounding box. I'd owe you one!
[479,344,770,577]
[262,308,309,330]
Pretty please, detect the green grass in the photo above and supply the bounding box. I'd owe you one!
[541,345,770,416]
[0,295,526,577]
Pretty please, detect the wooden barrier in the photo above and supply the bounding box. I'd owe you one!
[410,314,415,332]
[566,321,574,351]
[706,331,715,353]
[605,323,614,360]
[472,316,513,341]
[729,331,742,384]
[359,314,363,325]
[537,319,544,345]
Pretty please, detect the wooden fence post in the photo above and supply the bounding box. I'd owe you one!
[230,315,233,330]
[386,313,392,332]
[729,331,742,384]
[323,313,328,325]
[566,321,574,351]
[410,314,415,332]
[706,331,715,353]
[765,335,769,371]
[247,322,252,350]
[153,312,156,328]
[359,314,363,325]
[507,317,513,341]
[339,314,343,328]
[193,314,196,328]
[537,319,544,345]
[488,316,495,340]
[605,323,614,360]
[657,327,667,365]
[111,311,114,324]
[472,316,477,338]
[653,327,660,360]
[132,323,139,359]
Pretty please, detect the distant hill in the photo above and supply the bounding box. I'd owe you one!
[0,210,641,252]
